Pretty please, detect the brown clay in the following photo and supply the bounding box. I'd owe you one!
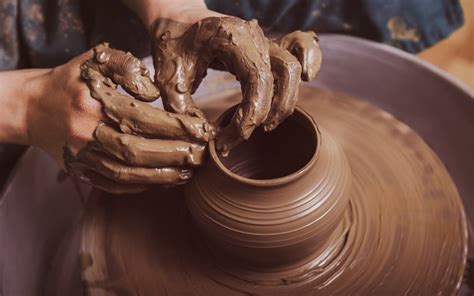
[87,43,160,102]
[150,17,322,154]
[186,106,352,272]
[65,43,213,194]
[79,87,467,295]
[68,22,322,191]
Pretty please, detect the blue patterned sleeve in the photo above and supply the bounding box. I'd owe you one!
[205,0,464,53]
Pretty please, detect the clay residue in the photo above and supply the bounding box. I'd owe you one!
[274,30,321,81]
[151,17,321,154]
[89,43,159,102]
[78,87,467,295]
[387,16,420,42]
[64,43,213,194]
[93,124,206,167]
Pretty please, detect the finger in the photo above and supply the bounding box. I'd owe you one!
[152,23,206,119]
[210,18,274,153]
[65,161,149,194]
[154,57,206,119]
[275,31,322,81]
[262,42,302,132]
[85,42,160,102]
[76,149,194,185]
[81,170,149,195]
[80,66,215,142]
[93,124,206,167]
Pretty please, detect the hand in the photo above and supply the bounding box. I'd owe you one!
[150,16,322,154]
[27,43,214,194]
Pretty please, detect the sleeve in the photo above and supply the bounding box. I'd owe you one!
[205,0,465,53]
[0,0,21,70]
[0,0,89,70]
[0,0,88,189]
[0,1,26,190]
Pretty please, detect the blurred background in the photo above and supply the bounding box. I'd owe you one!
[419,0,474,89]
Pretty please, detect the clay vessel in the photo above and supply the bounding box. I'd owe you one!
[185,106,352,271]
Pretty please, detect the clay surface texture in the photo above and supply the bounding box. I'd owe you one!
[65,43,213,194]
[151,17,321,154]
[79,87,467,295]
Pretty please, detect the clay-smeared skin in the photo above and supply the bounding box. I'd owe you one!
[274,31,322,82]
[151,17,321,154]
[79,88,467,295]
[64,43,213,194]
[90,43,160,102]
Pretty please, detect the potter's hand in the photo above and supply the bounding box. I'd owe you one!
[150,17,321,154]
[27,43,213,194]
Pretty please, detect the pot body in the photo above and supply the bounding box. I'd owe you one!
[186,109,352,270]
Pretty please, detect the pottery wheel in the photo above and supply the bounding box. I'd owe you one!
[80,87,467,295]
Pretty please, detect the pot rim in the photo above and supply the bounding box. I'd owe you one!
[208,106,321,187]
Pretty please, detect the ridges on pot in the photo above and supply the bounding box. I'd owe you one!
[185,106,352,271]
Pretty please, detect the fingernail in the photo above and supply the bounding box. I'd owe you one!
[179,169,193,181]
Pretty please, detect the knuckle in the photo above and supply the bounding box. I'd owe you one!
[249,69,273,85]
[120,139,139,164]
[73,88,102,115]
[281,106,295,119]
[287,59,302,73]
[70,49,94,67]
[66,120,94,144]
[111,166,128,182]
[74,88,92,109]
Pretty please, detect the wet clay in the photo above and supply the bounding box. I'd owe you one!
[64,43,213,194]
[216,105,318,179]
[151,17,321,153]
[87,43,160,102]
[187,106,352,271]
[79,87,467,295]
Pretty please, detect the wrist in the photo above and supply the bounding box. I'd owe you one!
[122,0,223,31]
[148,4,223,26]
[0,69,49,145]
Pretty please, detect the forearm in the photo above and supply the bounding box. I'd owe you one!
[0,69,49,145]
[120,0,223,29]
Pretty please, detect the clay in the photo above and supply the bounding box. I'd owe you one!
[65,43,212,194]
[93,124,206,167]
[150,17,322,154]
[88,43,160,102]
[67,25,322,193]
[81,45,214,143]
[274,31,322,81]
[187,106,352,270]
[79,87,467,295]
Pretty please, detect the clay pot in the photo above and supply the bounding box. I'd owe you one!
[185,106,352,271]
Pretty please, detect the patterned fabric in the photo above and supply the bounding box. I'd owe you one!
[206,0,465,53]
[0,0,465,188]
[0,0,149,70]
[0,0,465,70]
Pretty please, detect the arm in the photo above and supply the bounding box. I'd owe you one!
[120,0,222,29]
[0,44,213,194]
[0,69,49,145]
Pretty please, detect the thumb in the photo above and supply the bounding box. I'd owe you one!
[152,28,207,119]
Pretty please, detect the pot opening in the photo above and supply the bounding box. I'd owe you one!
[212,106,319,183]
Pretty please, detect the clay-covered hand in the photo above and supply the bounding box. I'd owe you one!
[28,43,214,194]
[151,17,321,154]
